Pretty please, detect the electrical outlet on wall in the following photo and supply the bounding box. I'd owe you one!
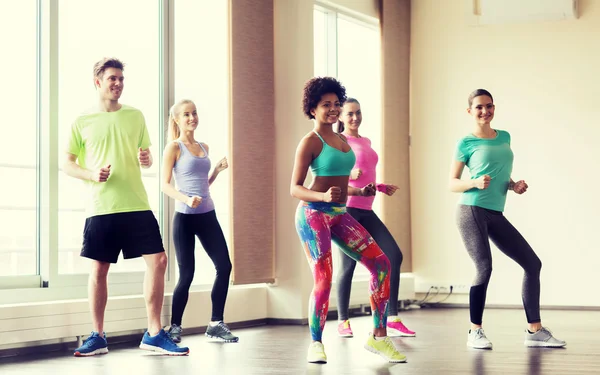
[416,282,470,294]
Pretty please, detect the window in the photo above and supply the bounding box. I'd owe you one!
[57,0,160,274]
[0,0,231,301]
[313,6,382,279]
[337,15,383,215]
[313,9,328,77]
[173,0,231,285]
[0,1,38,277]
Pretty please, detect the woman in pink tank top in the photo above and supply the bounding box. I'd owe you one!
[335,98,416,338]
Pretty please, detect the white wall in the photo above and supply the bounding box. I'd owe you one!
[410,0,600,307]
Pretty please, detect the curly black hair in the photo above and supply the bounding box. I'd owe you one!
[302,76,347,119]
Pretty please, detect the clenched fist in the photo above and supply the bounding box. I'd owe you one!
[91,165,111,183]
[186,195,203,208]
[513,180,528,194]
[215,157,228,173]
[323,186,342,202]
[474,175,491,190]
[138,148,151,167]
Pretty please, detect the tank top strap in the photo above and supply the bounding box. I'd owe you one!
[197,142,208,156]
[176,140,190,156]
[312,130,325,143]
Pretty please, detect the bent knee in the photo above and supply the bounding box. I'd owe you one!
[528,258,542,275]
[217,260,232,276]
[475,265,492,284]
[386,247,403,269]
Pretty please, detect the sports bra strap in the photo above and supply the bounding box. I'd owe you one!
[312,130,325,143]
[334,133,348,144]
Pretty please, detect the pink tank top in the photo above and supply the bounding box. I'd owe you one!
[345,135,386,210]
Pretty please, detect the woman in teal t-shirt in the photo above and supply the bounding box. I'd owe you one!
[449,89,565,350]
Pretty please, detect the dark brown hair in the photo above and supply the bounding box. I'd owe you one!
[337,98,360,133]
[468,89,493,107]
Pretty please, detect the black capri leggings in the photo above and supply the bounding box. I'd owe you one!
[171,210,232,324]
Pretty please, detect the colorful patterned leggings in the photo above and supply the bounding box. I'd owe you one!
[295,201,391,341]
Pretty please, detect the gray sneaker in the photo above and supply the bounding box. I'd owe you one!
[205,321,239,343]
[467,328,493,349]
[166,324,183,343]
[524,327,566,348]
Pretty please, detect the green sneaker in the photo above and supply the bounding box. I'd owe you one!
[205,321,239,343]
[364,335,407,363]
[166,324,183,343]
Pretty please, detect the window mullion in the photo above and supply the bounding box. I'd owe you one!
[39,0,59,286]
[325,10,338,77]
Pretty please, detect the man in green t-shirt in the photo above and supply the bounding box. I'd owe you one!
[63,58,188,357]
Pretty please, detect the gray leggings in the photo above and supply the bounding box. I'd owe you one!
[336,207,403,319]
[456,204,542,325]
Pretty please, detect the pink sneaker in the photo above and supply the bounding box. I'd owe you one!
[337,320,353,338]
[387,318,416,337]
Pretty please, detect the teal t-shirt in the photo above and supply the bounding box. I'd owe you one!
[454,129,514,212]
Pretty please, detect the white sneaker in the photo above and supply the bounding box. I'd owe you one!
[307,341,327,363]
[467,328,493,349]
[524,327,566,348]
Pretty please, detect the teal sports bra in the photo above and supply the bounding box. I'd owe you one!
[310,130,356,177]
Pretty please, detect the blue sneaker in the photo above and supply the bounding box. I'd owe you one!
[74,332,108,357]
[139,329,190,356]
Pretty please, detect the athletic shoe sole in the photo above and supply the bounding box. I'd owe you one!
[74,347,108,357]
[524,340,566,348]
[363,344,407,363]
[139,343,190,355]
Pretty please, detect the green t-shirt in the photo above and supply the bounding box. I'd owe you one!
[66,105,151,217]
[454,129,514,212]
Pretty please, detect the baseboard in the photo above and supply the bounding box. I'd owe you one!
[424,303,600,311]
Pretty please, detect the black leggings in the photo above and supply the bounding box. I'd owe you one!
[456,204,542,325]
[336,207,403,319]
[171,210,232,324]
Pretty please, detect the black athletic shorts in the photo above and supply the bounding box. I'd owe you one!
[81,210,165,263]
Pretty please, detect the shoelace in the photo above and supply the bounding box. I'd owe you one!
[474,329,486,340]
[381,337,398,353]
[217,322,232,333]
[161,330,178,346]
[83,332,104,346]
[343,321,350,329]
[313,342,325,355]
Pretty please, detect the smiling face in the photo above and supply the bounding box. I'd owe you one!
[467,94,495,126]
[174,102,199,133]
[311,92,341,125]
[95,67,124,102]
[341,101,362,132]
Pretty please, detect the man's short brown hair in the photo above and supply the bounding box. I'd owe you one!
[93,57,125,79]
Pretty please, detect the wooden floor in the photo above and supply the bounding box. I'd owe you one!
[0,307,598,374]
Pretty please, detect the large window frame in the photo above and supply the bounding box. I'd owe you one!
[313,2,383,281]
[0,0,231,303]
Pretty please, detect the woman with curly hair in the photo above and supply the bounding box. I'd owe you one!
[291,77,406,364]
